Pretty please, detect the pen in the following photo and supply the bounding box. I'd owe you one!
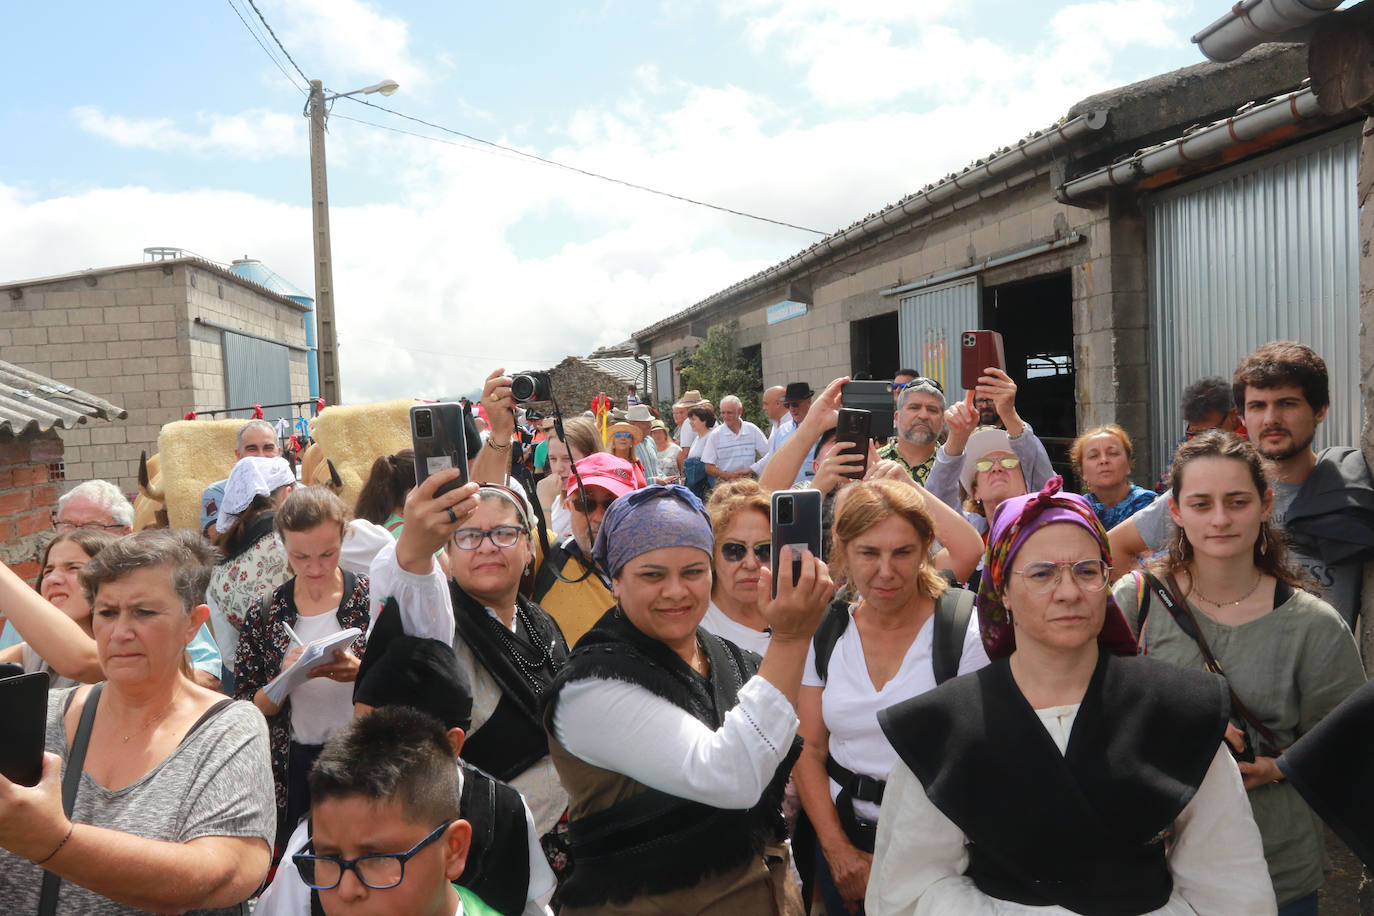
[282,622,304,649]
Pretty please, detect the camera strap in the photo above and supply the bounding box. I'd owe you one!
[1145,572,1282,757]
[37,683,102,916]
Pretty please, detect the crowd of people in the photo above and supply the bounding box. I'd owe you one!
[0,338,1369,915]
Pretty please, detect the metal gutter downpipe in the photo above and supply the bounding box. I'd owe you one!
[1192,0,1342,63]
[634,354,651,402]
[1056,85,1320,201]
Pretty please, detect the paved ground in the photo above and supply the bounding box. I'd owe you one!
[1322,827,1368,915]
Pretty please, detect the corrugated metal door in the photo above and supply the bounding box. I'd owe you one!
[653,357,674,408]
[1146,126,1361,479]
[898,277,980,394]
[223,331,292,422]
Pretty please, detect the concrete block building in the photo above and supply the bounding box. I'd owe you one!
[0,256,311,491]
[633,46,1360,482]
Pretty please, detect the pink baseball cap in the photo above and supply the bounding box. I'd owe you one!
[567,453,639,498]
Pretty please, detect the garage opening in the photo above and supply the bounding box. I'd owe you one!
[849,312,900,381]
[982,271,1075,477]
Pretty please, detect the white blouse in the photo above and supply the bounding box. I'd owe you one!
[700,601,773,657]
[865,708,1277,916]
[367,541,568,836]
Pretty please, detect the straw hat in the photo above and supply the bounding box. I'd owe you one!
[607,421,645,446]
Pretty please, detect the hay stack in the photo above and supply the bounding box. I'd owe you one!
[310,400,415,511]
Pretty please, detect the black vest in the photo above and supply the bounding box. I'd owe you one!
[544,608,799,909]
[878,649,1228,916]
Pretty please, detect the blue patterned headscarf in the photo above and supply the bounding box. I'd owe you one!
[592,485,714,578]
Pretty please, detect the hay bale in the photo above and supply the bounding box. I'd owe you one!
[311,400,415,511]
[157,420,246,530]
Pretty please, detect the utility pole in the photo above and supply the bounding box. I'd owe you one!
[307,79,340,406]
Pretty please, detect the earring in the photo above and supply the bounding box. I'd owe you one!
[1259,522,1269,556]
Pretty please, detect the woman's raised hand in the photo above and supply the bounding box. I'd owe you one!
[395,470,481,574]
[758,545,835,643]
[480,368,517,442]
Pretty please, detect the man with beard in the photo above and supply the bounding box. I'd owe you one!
[1110,341,1374,630]
[876,377,946,484]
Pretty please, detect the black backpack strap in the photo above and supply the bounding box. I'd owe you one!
[38,682,103,916]
[810,598,852,683]
[931,587,976,686]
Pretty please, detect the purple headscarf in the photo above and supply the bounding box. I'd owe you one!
[976,476,1138,660]
[592,485,714,578]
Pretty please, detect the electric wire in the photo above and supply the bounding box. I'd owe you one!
[245,0,310,86]
[224,0,306,93]
[345,96,828,236]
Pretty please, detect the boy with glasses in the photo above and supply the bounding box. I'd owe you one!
[296,705,499,916]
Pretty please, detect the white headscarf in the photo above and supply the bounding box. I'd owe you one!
[217,456,296,532]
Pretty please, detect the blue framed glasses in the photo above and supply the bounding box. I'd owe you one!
[294,821,452,891]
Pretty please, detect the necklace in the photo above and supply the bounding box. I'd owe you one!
[118,706,172,743]
[487,604,555,695]
[1190,573,1263,608]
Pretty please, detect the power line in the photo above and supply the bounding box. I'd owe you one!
[245,0,310,86]
[345,96,828,237]
[224,0,305,93]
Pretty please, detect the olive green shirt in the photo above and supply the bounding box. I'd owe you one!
[1112,575,1365,906]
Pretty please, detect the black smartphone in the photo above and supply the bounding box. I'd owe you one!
[770,489,823,597]
[840,380,895,441]
[410,403,469,498]
[960,330,1006,392]
[0,671,48,787]
[835,409,872,479]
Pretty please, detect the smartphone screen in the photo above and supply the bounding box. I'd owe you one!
[0,671,48,787]
[770,489,823,597]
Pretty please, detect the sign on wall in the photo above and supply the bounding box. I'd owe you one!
[766,300,809,325]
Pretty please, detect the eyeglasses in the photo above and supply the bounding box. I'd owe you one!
[973,455,1020,473]
[570,496,616,513]
[451,526,524,550]
[613,432,633,439]
[55,521,125,532]
[891,377,944,394]
[1012,559,1109,593]
[294,821,451,891]
[720,541,771,563]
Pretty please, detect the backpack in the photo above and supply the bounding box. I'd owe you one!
[811,582,976,686]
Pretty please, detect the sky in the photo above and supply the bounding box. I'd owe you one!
[0,0,1234,404]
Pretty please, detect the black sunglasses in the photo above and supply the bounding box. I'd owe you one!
[891,376,944,394]
[720,541,772,563]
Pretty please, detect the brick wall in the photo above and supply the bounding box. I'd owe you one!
[0,433,63,583]
[541,357,665,420]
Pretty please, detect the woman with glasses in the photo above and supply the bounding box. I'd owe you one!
[367,472,570,842]
[537,416,602,538]
[867,479,1274,914]
[545,485,833,914]
[608,420,651,487]
[1112,432,1364,915]
[703,480,776,655]
[796,479,991,916]
[235,486,371,855]
[1070,425,1156,529]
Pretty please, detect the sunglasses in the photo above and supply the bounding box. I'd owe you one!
[720,541,772,563]
[613,432,633,439]
[973,455,1020,473]
[570,496,616,513]
[891,376,944,394]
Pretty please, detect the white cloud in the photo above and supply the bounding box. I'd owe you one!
[273,0,425,91]
[72,106,300,160]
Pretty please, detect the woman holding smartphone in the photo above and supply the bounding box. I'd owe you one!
[545,485,834,913]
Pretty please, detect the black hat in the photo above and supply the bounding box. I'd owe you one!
[783,382,814,402]
[354,636,473,733]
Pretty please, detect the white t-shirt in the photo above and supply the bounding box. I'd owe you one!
[286,611,356,746]
[700,601,772,657]
[679,422,697,449]
[688,428,711,460]
[701,421,769,473]
[802,604,991,821]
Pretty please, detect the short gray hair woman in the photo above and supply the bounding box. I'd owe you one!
[0,530,275,914]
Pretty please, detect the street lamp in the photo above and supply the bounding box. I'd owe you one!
[305,78,399,406]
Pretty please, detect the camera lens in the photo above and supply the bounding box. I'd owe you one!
[777,497,794,525]
[510,375,534,402]
[415,410,433,438]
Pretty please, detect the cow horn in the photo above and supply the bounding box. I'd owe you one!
[326,459,344,492]
[138,451,165,502]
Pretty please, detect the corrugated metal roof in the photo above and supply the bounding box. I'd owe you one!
[580,357,647,387]
[0,361,127,437]
[228,259,312,302]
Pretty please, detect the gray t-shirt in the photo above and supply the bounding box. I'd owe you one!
[1135,482,1364,627]
[1114,577,1365,905]
[0,688,275,915]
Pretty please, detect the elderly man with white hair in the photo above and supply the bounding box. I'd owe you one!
[701,394,769,481]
